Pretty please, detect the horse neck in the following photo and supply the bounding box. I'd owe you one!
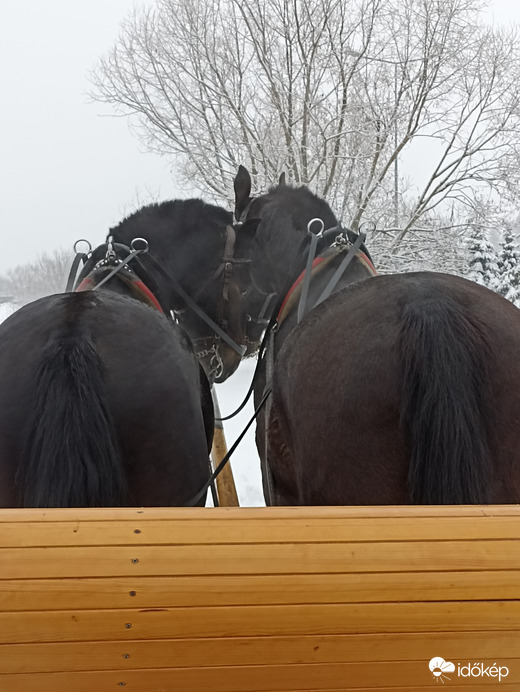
[111,202,233,311]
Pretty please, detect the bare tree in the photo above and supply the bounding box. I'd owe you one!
[5,249,73,306]
[91,0,520,256]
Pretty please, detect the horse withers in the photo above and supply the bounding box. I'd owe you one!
[232,165,520,505]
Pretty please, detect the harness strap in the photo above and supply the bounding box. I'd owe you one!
[262,329,277,505]
[76,270,164,314]
[88,248,143,290]
[278,235,373,326]
[184,386,272,506]
[297,231,320,324]
[146,253,247,357]
[315,232,367,307]
[65,252,87,292]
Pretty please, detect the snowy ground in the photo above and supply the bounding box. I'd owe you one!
[0,303,265,507]
[212,358,265,507]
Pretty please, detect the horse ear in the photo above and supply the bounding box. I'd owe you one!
[279,172,286,186]
[234,165,252,220]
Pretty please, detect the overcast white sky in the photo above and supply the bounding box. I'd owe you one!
[0,0,182,274]
[1,0,519,275]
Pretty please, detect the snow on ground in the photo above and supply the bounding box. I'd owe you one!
[211,358,265,507]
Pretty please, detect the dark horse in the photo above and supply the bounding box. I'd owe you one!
[0,198,246,507]
[84,198,250,383]
[233,165,520,505]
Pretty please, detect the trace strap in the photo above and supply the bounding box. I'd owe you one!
[184,386,272,507]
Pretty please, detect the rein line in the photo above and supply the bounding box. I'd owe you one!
[184,385,272,506]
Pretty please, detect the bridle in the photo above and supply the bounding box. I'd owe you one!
[169,224,249,380]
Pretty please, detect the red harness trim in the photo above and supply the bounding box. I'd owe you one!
[276,257,327,322]
[75,278,95,292]
[276,250,377,323]
[131,279,164,313]
[75,275,164,313]
[358,251,377,276]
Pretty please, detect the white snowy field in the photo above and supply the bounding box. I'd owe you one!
[0,303,265,507]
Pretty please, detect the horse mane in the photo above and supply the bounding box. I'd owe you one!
[246,184,340,293]
[111,199,233,243]
[262,184,338,234]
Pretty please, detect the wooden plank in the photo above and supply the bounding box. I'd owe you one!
[0,507,518,688]
[2,569,520,611]
[1,540,520,579]
[0,660,518,692]
[2,514,520,547]
[1,631,519,673]
[0,601,518,644]
[0,505,519,522]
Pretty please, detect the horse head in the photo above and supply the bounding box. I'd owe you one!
[75,199,251,382]
[233,165,343,344]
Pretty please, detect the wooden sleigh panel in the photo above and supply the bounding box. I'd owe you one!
[0,505,519,691]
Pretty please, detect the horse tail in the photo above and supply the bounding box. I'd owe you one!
[20,335,127,507]
[399,298,491,504]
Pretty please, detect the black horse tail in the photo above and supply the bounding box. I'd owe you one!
[399,298,491,504]
[20,336,127,507]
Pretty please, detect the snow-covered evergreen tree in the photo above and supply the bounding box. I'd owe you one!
[496,226,520,307]
[464,224,500,291]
